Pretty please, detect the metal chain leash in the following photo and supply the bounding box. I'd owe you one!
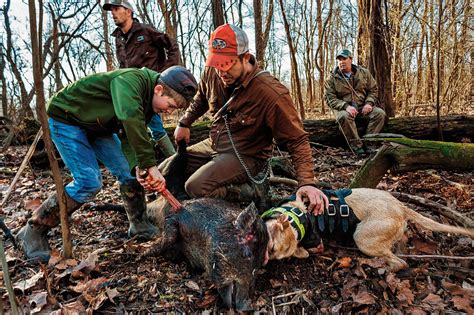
[222,114,271,184]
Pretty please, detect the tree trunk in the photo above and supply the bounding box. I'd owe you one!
[358,0,394,116]
[3,0,34,118]
[168,115,474,148]
[211,0,225,29]
[253,0,273,68]
[350,138,474,189]
[157,0,178,39]
[278,0,305,120]
[0,46,7,117]
[99,0,114,71]
[28,0,72,258]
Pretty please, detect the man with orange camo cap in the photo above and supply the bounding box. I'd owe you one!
[160,24,328,213]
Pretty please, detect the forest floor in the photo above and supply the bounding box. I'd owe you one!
[0,144,473,314]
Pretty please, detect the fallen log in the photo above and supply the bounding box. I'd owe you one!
[350,138,474,189]
[167,115,474,147]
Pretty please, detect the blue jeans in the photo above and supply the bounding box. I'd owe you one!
[49,118,136,203]
[148,114,167,140]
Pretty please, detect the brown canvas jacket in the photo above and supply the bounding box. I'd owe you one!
[112,21,180,72]
[324,64,378,111]
[179,66,315,187]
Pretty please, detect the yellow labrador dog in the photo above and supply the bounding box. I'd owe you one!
[264,188,474,271]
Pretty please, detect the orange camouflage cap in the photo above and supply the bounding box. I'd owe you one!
[206,24,249,72]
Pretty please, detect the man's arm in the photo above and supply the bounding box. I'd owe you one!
[110,72,156,171]
[268,94,328,214]
[178,68,212,128]
[324,75,349,111]
[149,29,180,69]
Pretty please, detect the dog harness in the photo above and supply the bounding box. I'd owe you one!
[260,205,307,241]
[261,189,361,248]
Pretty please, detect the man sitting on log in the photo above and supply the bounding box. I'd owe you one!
[324,49,386,155]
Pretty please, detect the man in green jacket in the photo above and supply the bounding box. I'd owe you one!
[103,0,181,158]
[16,66,197,262]
[324,49,386,155]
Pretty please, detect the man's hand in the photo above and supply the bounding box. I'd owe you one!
[361,103,373,115]
[136,166,166,192]
[345,105,358,118]
[174,126,190,144]
[296,185,328,215]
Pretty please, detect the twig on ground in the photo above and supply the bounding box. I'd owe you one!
[1,129,43,207]
[0,237,19,315]
[391,191,474,228]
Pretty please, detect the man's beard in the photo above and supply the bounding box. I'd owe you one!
[222,67,246,88]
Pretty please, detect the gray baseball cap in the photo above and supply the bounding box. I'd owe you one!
[160,66,198,103]
[103,0,134,11]
[336,49,353,59]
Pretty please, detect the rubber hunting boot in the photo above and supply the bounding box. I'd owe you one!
[120,181,159,240]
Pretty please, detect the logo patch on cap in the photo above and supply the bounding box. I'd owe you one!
[212,39,227,50]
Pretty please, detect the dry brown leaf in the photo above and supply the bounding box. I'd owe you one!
[336,257,352,268]
[352,289,376,305]
[48,249,62,266]
[421,293,445,309]
[91,291,109,310]
[397,285,415,306]
[106,287,120,303]
[269,278,284,288]
[185,280,200,291]
[24,198,42,211]
[69,277,108,293]
[13,270,44,293]
[358,257,385,268]
[342,279,359,299]
[29,291,48,314]
[442,280,474,298]
[386,274,414,305]
[196,291,217,309]
[412,238,438,254]
[452,296,474,313]
[61,300,86,315]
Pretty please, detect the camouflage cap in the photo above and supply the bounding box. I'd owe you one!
[103,0,134,11]
[336,49,353,59]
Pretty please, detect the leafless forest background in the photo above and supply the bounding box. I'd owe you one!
[0,0,472,125]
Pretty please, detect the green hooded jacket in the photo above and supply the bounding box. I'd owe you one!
[324,64,378,111]
[46,67,159,171]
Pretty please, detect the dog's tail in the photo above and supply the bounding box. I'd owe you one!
[403,206,474,238]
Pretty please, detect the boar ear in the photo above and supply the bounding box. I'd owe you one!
[234,202,258,230]
[293,247,310,259]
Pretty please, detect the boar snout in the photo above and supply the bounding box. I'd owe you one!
[218,281,254,311]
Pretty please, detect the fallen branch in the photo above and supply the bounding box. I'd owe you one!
[397,254,474,260]
[1,129,43,207]
[0,238,19,315]
[391,191,474,228]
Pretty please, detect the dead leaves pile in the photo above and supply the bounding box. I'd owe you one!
[0,145,472,313]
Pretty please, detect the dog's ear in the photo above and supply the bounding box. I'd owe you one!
[293,246,309,259]
[277,214,290,229]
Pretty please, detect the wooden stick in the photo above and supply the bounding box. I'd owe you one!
[397,254,474,260]
[391,191,474,228]
[1,129,43,207]
[0,238,19,315]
